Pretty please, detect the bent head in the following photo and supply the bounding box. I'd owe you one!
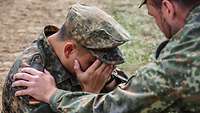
[49,4,130,75]
[143,0,200,39]
[48,27,97,74]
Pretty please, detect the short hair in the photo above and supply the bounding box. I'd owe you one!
[152,0,200,9]
[58,24,72,41]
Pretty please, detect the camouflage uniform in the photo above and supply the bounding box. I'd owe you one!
[47,4,200,113]
[2,4,130,113]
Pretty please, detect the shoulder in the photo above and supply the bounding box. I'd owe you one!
[3,42,43,96]
[2,42,45,112]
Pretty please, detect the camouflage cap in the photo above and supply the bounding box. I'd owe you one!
[63,4,131,64]
[139,0,146,8]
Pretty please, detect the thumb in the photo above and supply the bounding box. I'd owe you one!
[44,69,55,82]
[44,69,51,76]
[74,59,82,75]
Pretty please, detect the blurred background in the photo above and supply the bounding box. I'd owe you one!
[0,0,164,109]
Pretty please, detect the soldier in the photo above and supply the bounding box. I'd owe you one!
[2,4,130,113]
[12,0,200,113]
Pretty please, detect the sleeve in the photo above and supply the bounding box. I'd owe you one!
[48,39,200,113]
[101,68,128,93]
[2,44,44,113]
[49,62,175,113]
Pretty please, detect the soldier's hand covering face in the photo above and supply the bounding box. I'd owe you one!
[74,59,114,93]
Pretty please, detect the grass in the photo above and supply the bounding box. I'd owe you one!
[102,0,164,75]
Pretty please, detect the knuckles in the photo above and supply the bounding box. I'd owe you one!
[38,72,44,76]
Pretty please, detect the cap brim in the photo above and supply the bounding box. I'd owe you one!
[89,47,124,65]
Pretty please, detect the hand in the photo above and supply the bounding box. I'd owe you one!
[12,67,57,103]
[74,59,114,93]
[103,79,118,92]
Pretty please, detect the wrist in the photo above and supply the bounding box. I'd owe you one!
[49,89,68,112]
[45,87,58,103]
[83,87,101,94]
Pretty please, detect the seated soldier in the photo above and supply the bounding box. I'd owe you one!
[2,4,130,113]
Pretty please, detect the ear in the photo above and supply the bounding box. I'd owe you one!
[161,0,175,19]
[64,41,76,58]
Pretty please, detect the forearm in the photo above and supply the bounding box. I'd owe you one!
[48,76,174,113]
[49,89,97,113]
[48,59,191,113]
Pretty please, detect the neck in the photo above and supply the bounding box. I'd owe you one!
[48,35,75,75]
[170,5,191,37]
[48,34,63,57]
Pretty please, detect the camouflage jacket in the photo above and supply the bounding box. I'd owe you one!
[48,4,200,113]
[1,25,128,113]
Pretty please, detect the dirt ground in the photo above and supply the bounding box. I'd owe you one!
[0,0,139,110]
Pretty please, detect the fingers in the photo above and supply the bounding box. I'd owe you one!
[101,65,114,83]
[97,63,114,77]
[74,60,83,75]
[107,66,114,77]
[87,59,101,72]
[15,89,31,96]
[103,65,114,75]
[13,73,33,81]
[44,69,50,75]
[44,69,53,77]
[21,63,30,68]
[21,67,43,75]
[96,63,107,72]
[12,80,31,87]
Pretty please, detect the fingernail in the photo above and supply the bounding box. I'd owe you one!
[14,93,17,96]
[74,60,78,68]
[11,83,15,87]
[21,68,24,72]
[96,59,100,62]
